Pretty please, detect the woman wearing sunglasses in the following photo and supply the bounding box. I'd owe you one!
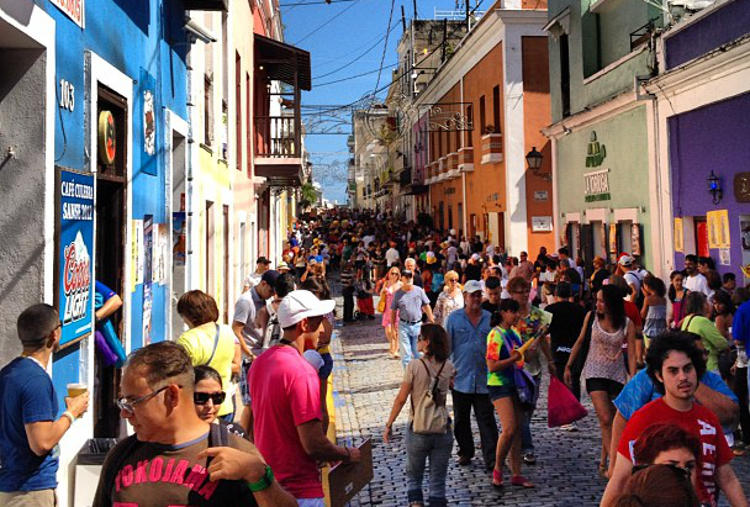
[194,365,247,438]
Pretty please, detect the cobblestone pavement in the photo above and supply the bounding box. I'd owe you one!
[330,292,750,506]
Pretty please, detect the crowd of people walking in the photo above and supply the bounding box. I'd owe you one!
[1,206,749,506]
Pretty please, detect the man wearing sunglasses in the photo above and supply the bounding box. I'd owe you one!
[0,304,89,506]
[93,341,295,506]
[601,332,746,507]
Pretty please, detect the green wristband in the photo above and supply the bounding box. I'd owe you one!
[247,465,274,492]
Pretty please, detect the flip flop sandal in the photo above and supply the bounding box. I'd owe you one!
[492,469,504,488]
[511,475,534,488]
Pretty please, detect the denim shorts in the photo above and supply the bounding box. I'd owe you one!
[488,384,515,402]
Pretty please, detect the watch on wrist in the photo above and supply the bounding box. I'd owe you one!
[247,465,274,492]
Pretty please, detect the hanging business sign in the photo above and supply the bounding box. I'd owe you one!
[57,169,94,347]
[51,0,85,28]
[532,216,553,232]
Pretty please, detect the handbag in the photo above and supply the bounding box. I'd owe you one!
[411,359,449,434]
[547,376,588,427]
[377,293,387,313]
[502,335,537,408]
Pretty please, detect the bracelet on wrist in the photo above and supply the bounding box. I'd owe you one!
[62,411,76,424]
[247,465,274,492]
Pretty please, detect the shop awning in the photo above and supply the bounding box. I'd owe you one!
[184,0,227,10]
[404,184,429,195]
[255,34,311,90]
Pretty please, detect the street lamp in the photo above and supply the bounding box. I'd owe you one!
[707,170,722,204]
[525,146,550,181]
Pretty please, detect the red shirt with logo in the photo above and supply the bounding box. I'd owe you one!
[618,397,732,506]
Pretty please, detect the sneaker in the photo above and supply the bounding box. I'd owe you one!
[560,423,578,432]
[523,452,536,465]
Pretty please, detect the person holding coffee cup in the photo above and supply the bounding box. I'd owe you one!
[0,304,89,506]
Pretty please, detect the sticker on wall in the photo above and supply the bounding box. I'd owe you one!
[143,90,155,156]
[674,218,684,253]
[98,110,116,165]
[719,248,731,266]
[142,215,154,345]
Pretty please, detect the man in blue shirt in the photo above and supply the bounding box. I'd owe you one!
[607,334,738,478]
[446,280,498,469]
[0,304,89,505]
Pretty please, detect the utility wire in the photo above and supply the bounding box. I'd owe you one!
[313,22,400,80]
[373,0,396,93]
[314,62,398,87]
[305,0,486,116]
[280,0,356,6]
[293,0,363,44]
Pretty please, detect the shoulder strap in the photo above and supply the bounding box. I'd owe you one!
[210,420,230,448]
[205,323,221,366]
[419,358,432,378]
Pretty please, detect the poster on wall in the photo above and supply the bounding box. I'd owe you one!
[142,215,154,345]
[707,209,730,249]
[173,212,186,266]
[140,69,158,175]
[674,217,684,253]
[608,223,617,254]
[131,219,144,292]
[631,223,641,256]
[57,169,94,347]
[152,224,169,285]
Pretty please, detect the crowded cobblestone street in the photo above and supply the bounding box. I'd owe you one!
[331,290,750,506]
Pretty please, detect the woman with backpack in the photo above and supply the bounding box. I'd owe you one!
[383,324,455,507]
[487,298,535,489]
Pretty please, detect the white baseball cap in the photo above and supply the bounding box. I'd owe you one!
[618,254,635,267]
[471,253,481,261]
[277,290,336,329]
[463,280,483,294]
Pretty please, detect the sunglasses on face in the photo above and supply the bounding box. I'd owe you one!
[194,391,226,406]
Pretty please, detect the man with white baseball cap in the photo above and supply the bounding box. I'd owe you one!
[618,254,641,303]
[445,279,498,469]
[248,290,358,506]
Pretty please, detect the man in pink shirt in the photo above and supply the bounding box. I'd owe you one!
[249,290,361,505]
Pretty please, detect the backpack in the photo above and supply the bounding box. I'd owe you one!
[431,272,444,293]
[411,359,449,434]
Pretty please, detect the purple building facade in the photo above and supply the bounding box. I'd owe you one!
[663,0,750,285]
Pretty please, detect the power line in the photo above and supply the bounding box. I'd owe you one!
[293,0,363,45]
[373,0,396,93]
[303,0,486,117]
[312,22,400,80]
[280,0,356,6]
[314,63,398,87]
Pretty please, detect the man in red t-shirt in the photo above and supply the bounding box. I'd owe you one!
[249,290,361,505]
[601,332,746,507]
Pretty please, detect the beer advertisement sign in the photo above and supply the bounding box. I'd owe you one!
[58,169,94,346]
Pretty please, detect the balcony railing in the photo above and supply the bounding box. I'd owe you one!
[255,116,300,158]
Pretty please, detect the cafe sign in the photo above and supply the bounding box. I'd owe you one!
[584,168,610,202]
[51,0,85,28]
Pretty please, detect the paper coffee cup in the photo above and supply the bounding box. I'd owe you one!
[67,383,88,398]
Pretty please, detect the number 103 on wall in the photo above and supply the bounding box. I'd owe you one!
[59,79,75,112]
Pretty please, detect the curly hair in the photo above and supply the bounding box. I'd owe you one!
[646,331,706,394]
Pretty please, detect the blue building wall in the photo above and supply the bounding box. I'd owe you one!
[44,0,189,407]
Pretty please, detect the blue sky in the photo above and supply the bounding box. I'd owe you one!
[282,0,476,203]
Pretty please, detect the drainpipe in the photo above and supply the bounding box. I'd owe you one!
[185,44,196,289]
[460,76,467,237]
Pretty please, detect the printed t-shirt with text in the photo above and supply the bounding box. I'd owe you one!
[618,398,732,506]
[248,345,323,499]
[92,431,259,506]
